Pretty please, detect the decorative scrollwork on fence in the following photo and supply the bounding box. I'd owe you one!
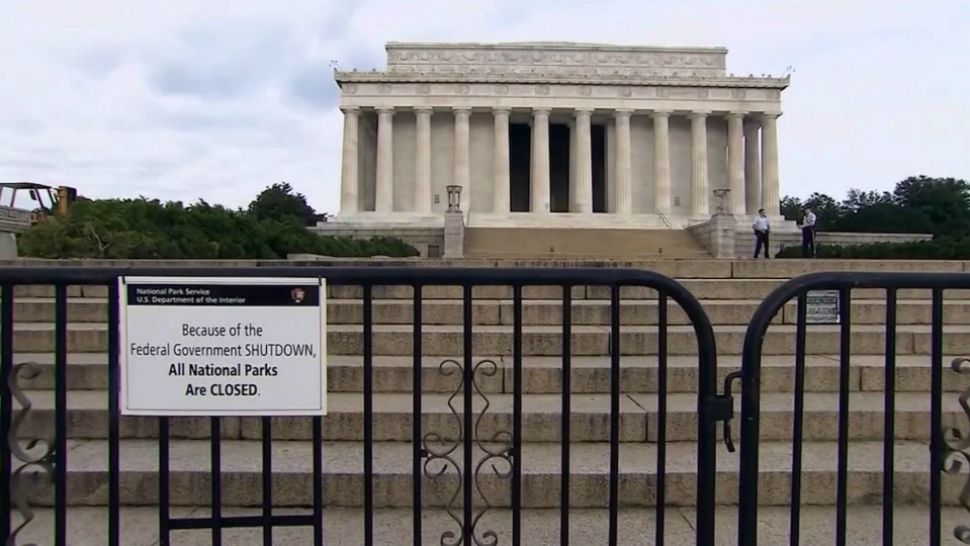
[6,362,56,546]
[470,359,512,546]
[943,358,970,543]
[423,359,464,546]
[422,358,515,546]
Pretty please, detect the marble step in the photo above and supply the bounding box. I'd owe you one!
[11,280,970,301]
[12,390,966,443]
[10,505,970,546]
[12,353,969,395]
[16,439,963,508]
[17,297,970,325]
[10,322,970,355]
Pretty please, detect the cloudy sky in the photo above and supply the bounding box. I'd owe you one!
[1,0,967,214]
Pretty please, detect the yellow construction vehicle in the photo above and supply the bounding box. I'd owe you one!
[0,182,77,225]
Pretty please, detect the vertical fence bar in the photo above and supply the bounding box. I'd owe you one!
[561,285,571,546]
[0,283,13,542]
[211,418,222,546]
[930,288,943,545]
[313,416,324,546]
[363,283,374,546]
[262,417,273,545]
[655,293,668,546]
[609,284,620,544]
[159,417,171,546]
[54,284,68,545]
[789,292,808,545]
[882,289,896,546]
[107,282,121,546]
[462,285,474,546]
[512,284,523,545]
[835,287,852,546]
[412,285,423,545]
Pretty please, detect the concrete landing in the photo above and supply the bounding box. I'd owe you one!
[10,506,967,545]
[463,227,711,259]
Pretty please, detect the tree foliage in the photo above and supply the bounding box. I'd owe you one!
[774,175,970,259]
[18,184,419,259]
[779,175,969,237]
[248,182,319,226]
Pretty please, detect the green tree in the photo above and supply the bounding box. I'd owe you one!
[18,189,418,259]
[803,192,841,229]
[780,196,803,222]
[893,176,970,235]
[247,182,318,226]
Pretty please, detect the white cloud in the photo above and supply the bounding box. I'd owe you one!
[0,0,967,214]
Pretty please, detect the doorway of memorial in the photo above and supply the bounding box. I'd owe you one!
[509,123,530,212]
[549,124,570,212]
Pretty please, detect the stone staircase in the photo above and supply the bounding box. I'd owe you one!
[7,260,970,544]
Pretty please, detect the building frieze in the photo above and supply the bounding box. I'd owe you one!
[338,80,784,103]
[334,70,790,90]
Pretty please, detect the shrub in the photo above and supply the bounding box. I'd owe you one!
[774,237,970,259]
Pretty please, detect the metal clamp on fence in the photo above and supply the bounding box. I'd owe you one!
[708,371,742,453]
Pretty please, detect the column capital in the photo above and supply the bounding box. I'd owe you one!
[651,109,672,118]
[453,106,472,114]
[690,110,710,119]
[726,111,747,120]
[492,106,511,115]
[376,106,396,115]
[574,107,594,115]
[413,106,433,114]
[613,109,633,118]
[532,107,551,116]
[760,112,781,121]
[340,106,360,114]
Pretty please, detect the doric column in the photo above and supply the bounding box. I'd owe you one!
[492,107,510,213]
[414,107,432,214]
[454,107,471,213]
[375,107,395,213]
[727,112,746,215]
[690,111,709,216]
[761,113,781,216]
[652,110,671,214]
[339,106,360,213]
[614,110,633,215]
[744,119,762,214]
[574,109,593,213]
[530,108,550,213]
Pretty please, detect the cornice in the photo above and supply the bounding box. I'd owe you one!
[334,71,791,90]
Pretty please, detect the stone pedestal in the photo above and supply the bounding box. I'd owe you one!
[0,232,17,259]
[444,184,465,258]
[443,211,464,258]
[710,214,736,259]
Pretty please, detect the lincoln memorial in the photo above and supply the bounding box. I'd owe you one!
[322,41,792,256]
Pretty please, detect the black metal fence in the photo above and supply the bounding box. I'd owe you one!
[738,272,970,546]
[0,266,727,545]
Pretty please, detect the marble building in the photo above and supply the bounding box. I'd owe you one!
[330,41,789,231]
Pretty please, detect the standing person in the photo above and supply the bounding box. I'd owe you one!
[800,207,817,258]
[752,208,770,258]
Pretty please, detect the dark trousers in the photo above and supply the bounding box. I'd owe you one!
[754,230,770,258]
[802,227,816,257]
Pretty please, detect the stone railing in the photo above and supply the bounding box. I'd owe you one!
[735,229,933,259]
[686,214,736,259]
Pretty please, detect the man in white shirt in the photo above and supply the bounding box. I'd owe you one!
[800,208,817,257]
[752,208,770,258]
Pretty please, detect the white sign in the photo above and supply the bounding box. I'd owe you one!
[119,276,326,416]
[805,290,840,324]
